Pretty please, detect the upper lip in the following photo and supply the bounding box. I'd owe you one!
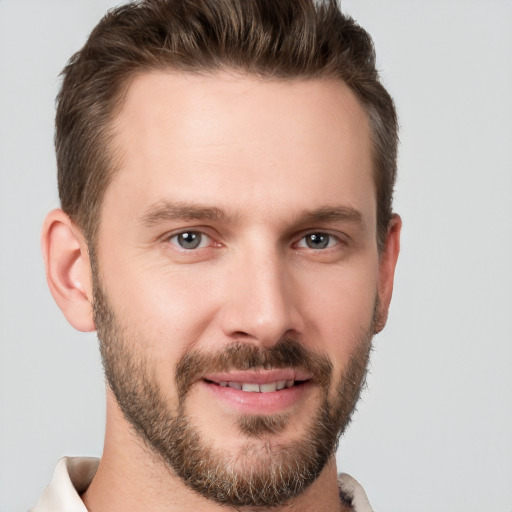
[202,369,312,384]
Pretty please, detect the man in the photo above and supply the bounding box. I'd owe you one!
[34,0,401,510]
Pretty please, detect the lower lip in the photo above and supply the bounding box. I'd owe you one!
[200,380,313,415]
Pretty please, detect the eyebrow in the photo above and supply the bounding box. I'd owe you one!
[140,200,232,226]
[293,206,365,229]
[139,201,365,230]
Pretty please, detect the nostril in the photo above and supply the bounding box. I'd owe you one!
[232,331,251,338]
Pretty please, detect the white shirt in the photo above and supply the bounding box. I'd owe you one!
[30,457,374,512]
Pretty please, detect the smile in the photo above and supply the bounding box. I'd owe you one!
[206,379,306,392]
[199,369,313,413]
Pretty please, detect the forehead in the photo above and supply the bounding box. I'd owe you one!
[106,71,375,228]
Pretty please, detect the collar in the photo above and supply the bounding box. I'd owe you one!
[31,457,373,512]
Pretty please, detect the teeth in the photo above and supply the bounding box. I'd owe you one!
[220,380,296,392]
[241,383,260,392]
[259,382,277,393]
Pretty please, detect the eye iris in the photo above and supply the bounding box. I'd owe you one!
[306,233,329,249]
[178,232,201,249]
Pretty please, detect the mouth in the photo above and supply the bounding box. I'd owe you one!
[203,378,309,393]
[199,369,314,414]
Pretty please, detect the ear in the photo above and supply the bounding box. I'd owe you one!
[41,209,95,332]
[374,214,402,333]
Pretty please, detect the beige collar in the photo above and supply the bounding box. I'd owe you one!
[31,457,374,512]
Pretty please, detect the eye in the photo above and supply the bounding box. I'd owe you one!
[296,232,339,250]
[169,231,210,250]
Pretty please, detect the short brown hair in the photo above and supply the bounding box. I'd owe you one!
[56,0,398,249]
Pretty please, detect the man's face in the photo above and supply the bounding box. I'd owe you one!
[93,72,384,506]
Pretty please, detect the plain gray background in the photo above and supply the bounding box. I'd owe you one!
[1,1,511,511]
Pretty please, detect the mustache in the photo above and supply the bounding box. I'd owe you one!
[175,339,333,398]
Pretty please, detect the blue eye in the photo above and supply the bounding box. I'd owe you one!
[298,233,338,250]
[170,231,207,250]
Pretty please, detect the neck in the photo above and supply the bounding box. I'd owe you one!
[81,395,347,512]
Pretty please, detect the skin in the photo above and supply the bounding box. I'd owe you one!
[42,71,401,512]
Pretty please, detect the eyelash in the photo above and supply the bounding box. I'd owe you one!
[294,232,341,250]
[167,231,214,251]
[166,230,343,252]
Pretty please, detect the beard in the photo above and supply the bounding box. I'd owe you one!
[92,270,375,508]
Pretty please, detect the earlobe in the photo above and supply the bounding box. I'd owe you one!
[374,214,402,333]
[41,209,95,332]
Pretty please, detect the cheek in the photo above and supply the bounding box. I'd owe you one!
[99,256,221,361]
[299,259,379,365]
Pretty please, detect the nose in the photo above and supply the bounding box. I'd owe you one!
[219,247,302,348]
